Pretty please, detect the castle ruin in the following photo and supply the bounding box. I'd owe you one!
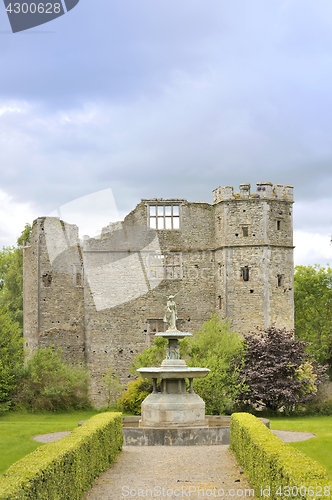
[23,181,294,407]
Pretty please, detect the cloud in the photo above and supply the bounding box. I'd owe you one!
[0,189,39,247]
[1,0,332,266]
[294,231,332,267]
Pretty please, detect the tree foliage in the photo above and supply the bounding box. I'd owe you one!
[187,315,246,415]
[0,224,31,412]
[237,326,327,413]
[0,313,24,413]
[294,264,332,375]
[0,223,32,328]
[14,347,91,411]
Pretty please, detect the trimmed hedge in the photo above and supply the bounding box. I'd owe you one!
[0,412,123,500]
[230,413,332,500]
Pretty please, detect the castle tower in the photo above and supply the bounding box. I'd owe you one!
[212,182,294,333]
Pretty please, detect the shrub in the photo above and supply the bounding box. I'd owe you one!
[14,347,91,411]
[230,413,332,499]
[116,378,153,415]
[0,412,123,500]
[236,326,328,413]
[187,315,246,415]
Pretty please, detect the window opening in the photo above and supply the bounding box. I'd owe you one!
[277,274,284,287]
[241,266,249,282]
[148,253,182,280]
[242,226,249,237]
[277,220,281,230]
[42,273,52,287]
[149,205,180,230]
[72,264,83,287]
[218,296,222,309]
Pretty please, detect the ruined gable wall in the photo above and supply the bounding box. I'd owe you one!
[23,217,85,365]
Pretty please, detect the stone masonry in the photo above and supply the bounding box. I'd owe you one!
[23,182,294,407]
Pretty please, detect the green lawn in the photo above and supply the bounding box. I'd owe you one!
[0,409,101,474]
[270,416,332,479]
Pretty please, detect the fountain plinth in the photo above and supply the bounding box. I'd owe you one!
[137,327,210,428]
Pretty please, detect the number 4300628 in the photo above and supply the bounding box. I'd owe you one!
[6,3,61,14]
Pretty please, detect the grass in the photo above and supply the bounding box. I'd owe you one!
[0,409,101,474]
[270,415,332,479]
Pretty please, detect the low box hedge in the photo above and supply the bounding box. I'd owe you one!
[0,412,123,500]
[230,412,332,500]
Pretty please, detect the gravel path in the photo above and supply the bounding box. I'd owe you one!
[83,445,251,500]
[271,429,316,442]
[32,431,71,443]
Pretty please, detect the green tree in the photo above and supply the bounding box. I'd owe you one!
[0,313,24,413]
[14,346,91,411]
[0,223,32,328]
[294,264,332,374]
[0,224,31,411]
[187,315,246,415]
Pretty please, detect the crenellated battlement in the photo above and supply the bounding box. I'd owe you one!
[212,182,294,204]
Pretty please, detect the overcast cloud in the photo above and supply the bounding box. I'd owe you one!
[0,0,332,266]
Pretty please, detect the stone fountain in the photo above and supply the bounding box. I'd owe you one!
[122,293,270,445]
[137,293,210,428]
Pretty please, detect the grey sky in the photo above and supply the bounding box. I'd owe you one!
[0,0,332,265]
